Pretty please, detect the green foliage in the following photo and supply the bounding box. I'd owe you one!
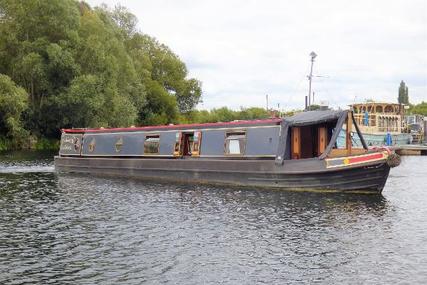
[0,0,80,42]
[398,80,409,104]
[0,137,14,151]
[0,74,28,142]
[0,0,203,145]
[409,102,427,116]
[57,74,106,127]
[139,80,178,125]
[178,107,271,124]
[46,43,79,90]
[307,104,320,111]
[126,33,202,114]
[33,137,60,151]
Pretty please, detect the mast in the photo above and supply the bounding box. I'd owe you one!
[307,51,317,110]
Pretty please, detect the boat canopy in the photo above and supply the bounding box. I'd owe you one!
[275,110,367,164]
[280,110,343,126]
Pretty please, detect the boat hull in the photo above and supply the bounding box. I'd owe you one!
[54,156,390,194]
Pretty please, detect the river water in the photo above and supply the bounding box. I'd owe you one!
[0,151,426,284]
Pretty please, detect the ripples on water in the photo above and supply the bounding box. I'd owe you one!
[0,152,427,284]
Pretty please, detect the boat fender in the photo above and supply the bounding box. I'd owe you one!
[386,153,401,168]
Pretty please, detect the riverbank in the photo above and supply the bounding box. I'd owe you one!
[0,137,59,151]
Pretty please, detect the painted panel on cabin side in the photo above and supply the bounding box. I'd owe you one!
[59,133,83,156]
[245,127,279,156]
[81,133,145,156]
[199,130,227,156]
[79,132,177,156]
[158,132,176,155]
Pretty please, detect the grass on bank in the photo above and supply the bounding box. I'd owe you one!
[0,137,59,151]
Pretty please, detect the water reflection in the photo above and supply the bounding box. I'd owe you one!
[1,155,426,284]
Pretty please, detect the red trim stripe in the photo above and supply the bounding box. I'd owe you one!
[62,118,282,133]
[349,152,384,164]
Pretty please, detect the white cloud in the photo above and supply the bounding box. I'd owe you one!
[86,0,427,110]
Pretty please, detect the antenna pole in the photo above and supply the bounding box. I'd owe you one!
[307,51,317,110]
[266,94,269,111]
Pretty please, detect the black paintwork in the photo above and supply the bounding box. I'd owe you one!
[55,156,390,194]
[56,112,391,193]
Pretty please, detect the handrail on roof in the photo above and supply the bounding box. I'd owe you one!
[62,118,282,133]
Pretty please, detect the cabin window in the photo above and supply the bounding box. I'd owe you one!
[348,121,364,147]
[225,132,246,155]
[370,115,376,126]
[328,113,368,156]
[385,105,393,113]
[144,135,160,154]
[334,128,347,149]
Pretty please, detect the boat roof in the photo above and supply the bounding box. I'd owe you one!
[282,110,345,127]
[350,102,402,106]
[62,118,282,133]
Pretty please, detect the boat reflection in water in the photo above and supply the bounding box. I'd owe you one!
[55,110,400,194]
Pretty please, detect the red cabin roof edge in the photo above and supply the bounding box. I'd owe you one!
[62,118,283,133]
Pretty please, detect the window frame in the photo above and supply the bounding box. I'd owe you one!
[144,134,160,154]
[224,130,246,156]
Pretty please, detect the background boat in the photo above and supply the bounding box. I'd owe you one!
[350,102,412,146]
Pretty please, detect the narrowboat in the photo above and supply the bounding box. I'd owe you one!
[55,110,400,194]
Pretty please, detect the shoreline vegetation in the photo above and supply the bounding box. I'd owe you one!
[0,0,287,151]
[1,1,426,151]
[0,0,204,151]
[0,137,59,152]
[0,0,292,151]
[0,106,284,151]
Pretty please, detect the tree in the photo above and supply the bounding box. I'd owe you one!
[138,80,178,125]
[307,104,321,111]
[14,52,48,108]
[126,33,202,114]
[176,78,202,113]
[177,107,275,124]
[0,74,28,140]
[56,74,137,129]
[0,0,203,144]
[398,80,409,104]
[238,107,269,120]
[410,102,427,116]
[56,74,105,128]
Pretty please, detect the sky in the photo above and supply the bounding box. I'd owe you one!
[87,0,427,111]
